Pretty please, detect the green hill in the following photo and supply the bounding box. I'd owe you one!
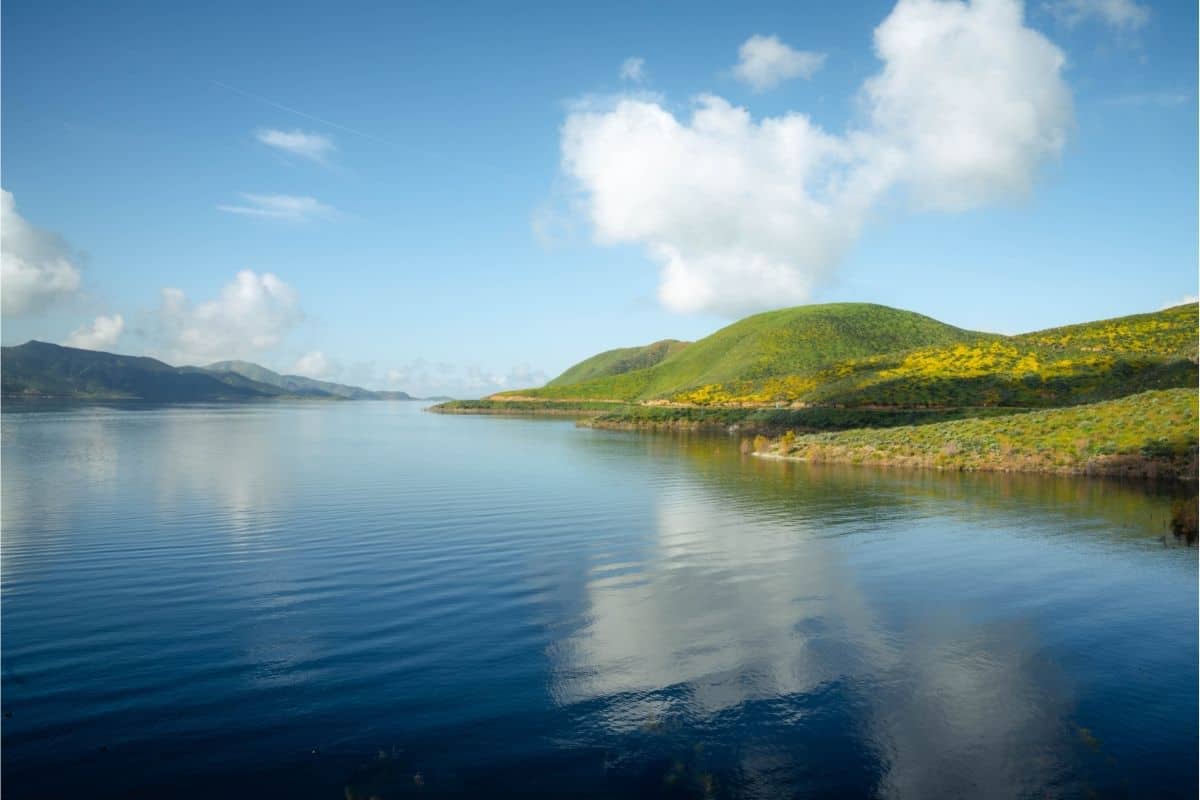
[512,303,985,402]
[546,339,689,387]
[1013,302,1198,360]
[493,302,1199,409]
[715,302,1200,408]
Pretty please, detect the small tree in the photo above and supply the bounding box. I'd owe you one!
[753,434,770,454]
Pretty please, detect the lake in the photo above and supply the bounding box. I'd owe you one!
[1,401,1196,799]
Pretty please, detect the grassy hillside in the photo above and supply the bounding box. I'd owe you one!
[503,303,1198,409]
[1014,302,1198,360]
[672,303,1199,408]
[756,388,1198,480]
[546,339,689,387]
[515,303,982,402]
[582,403,1028,433]
[2,341,282,401]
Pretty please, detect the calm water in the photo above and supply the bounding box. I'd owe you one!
[1,401,1196,799]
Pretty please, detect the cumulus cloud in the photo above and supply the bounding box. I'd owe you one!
[154,270,301,365]
[64,314,125,351]
[620,57,646,83]
[1045,0,1149,29]
[864,0,1072,211]
[559,0,1073,316]
[384,359,547,398]
[255,128,336,162]
[292,350,335,379]
[1,189,83,316]
[217,193,334,221]
[733,34,826,91]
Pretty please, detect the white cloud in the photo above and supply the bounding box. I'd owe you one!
[154,270,301,365]
[620,57,646,83]
[1046,0,1149,29]
[1162,295,1198,309]
[255,128,336,162]
[733,34,826,92]
[217,193,334,221]
[383,359,547,398]
[1,189,83,316]
[292,350,335,379]
[864,0,1072,212]
[560,0,1073,316]
[64,314,125,351]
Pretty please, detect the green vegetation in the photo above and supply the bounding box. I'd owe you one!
[545,339,689,387]
[683,337,1196,408]
[758,389,1198,480]
[582,403,1028,433]
[427,302,1198,479]
[508,303,982,402]
[430,398,624,415]
[2,341,417,402]
[486,302,1198,412]
[1014,302,1198,360]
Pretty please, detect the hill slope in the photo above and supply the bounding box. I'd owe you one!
[546,340,689,388]
[1013,302,1198,360]
[515,303,986,401]
[1,341,283,401]
[497,302,1199,408]
[2,342,416,401]
[206,360,411,400]
[759,387,1197,480]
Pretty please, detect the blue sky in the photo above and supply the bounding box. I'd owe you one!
[2,0,1195,396]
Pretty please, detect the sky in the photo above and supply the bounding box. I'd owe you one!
[1,0,1196,397]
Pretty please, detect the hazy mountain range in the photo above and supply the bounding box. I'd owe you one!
[0,341,442,401]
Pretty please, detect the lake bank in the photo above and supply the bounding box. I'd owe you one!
[749,388,1198,481]
[427,398,620,416]
[431,388,1199,481]
[428,398,1032,433]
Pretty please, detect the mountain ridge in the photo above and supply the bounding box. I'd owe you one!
[1,341,421,401]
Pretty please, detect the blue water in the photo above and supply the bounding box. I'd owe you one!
[2,401,1196,798]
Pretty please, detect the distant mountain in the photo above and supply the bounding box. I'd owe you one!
[1,341,282,401]
[1,342,418,401]
[205,360,411,400]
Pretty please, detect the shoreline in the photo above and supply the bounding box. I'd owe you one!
[750,449,1198,482]
[431,389,1199,483]
[431,398,1033,435]
[745,388,1198,483]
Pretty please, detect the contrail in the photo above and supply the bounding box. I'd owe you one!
[211,80,388,145]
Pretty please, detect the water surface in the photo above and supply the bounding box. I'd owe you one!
[2,401,1196,798]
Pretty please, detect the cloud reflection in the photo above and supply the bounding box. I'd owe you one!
[549,473,1078,797]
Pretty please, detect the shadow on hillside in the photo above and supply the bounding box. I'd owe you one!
[826,359,1198,408]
